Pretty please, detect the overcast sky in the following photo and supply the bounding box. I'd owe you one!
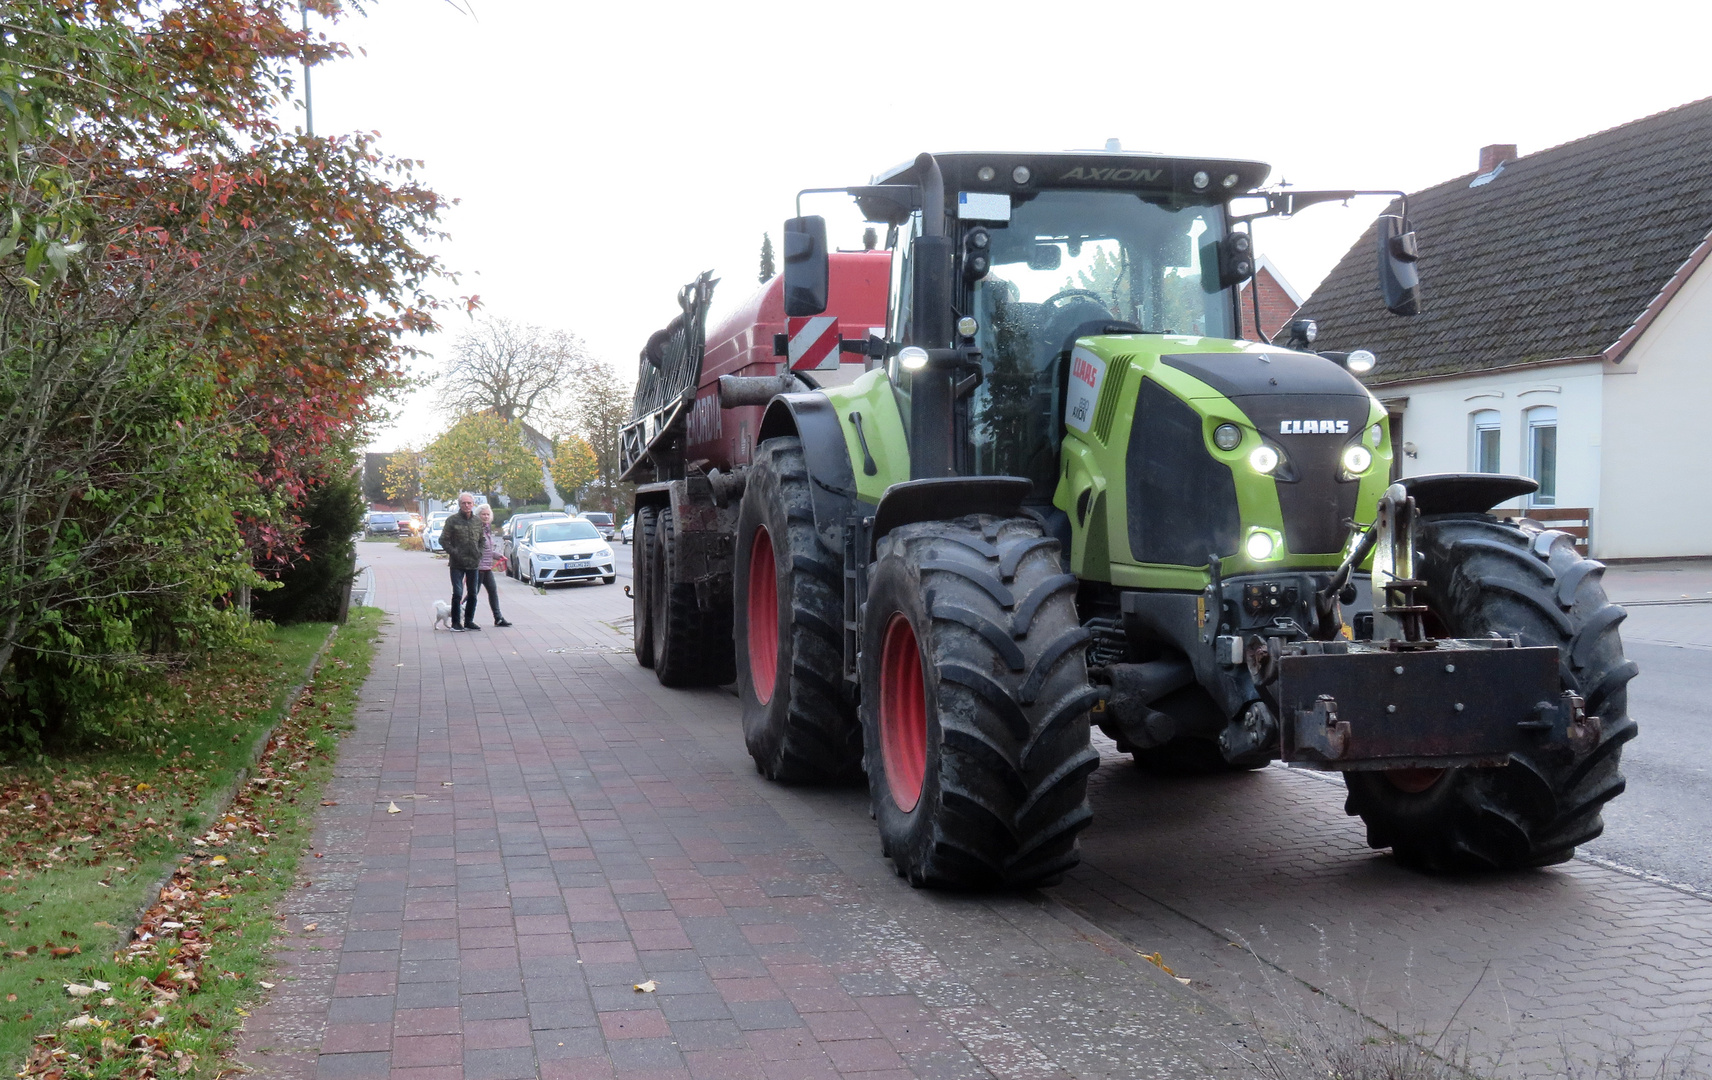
[313,0,1712,452]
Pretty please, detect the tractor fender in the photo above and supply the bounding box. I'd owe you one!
[869,476,1032,560]
[758,393,862,551]
[1399,473,1538,515]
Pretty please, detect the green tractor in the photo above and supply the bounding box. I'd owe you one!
[623,150,1636,890]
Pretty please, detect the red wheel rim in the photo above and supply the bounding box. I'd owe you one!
[879,613,928,813]
[747,526,779,705]
[1386,767,1445,794]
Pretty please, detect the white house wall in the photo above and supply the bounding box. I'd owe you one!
[1600,253,1712,559]
[1379,361,1604,538]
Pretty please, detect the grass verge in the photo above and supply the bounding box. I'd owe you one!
[0,608,380,1078]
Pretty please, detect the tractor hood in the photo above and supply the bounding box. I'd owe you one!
[1158,349,1377,555]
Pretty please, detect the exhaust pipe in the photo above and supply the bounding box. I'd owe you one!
[717,373,810,409]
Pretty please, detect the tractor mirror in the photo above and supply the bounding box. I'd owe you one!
[1026,243,1062,271]
[783,215,829,317]
[1377,214,1420,316]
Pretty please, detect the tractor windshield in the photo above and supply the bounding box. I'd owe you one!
[967,189,1231,495]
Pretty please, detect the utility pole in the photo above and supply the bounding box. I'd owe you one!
[301,1,314,136]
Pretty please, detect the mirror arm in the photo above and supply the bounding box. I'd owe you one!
[1230,189,1407,224]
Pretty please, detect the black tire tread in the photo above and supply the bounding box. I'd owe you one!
[738,438,861,783]
[651,504,734,687]
[864,514,1096,890]
[632,505,657,667]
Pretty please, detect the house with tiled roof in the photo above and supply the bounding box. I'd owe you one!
[1295,97,1712,559]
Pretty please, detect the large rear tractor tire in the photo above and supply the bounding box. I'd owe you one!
[735,438,862,783]
[860,514,1102,889]
[650,505,734,687]
[631,505,657,668]
[1343,515,1638,872]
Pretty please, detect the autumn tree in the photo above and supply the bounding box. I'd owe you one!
[422,413,542,504]
[437,317,588,422]
[383,447,428,503]
[0,2,460,739]
[548,436,599,505]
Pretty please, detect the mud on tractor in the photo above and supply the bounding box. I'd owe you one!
[621,151,1637,889]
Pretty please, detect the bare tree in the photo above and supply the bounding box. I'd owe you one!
[551,356,634,513]
[438,317,589,422]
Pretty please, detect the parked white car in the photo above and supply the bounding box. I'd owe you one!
[517,518,616,586]
[620,515,635,544]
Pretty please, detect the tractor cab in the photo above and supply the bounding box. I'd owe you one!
[849,151,1270,500]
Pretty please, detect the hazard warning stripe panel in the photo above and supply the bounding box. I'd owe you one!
[788,316,840,371]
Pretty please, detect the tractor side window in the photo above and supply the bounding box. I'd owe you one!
[886,211,923,430]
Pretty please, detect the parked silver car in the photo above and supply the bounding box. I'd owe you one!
[577,511,616,541]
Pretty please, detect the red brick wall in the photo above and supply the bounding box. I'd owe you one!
[1238,267,1300,341]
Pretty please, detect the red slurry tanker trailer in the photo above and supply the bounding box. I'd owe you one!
[621,251,889,685]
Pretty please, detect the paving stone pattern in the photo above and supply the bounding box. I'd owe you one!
[236,545,1243,1080]
[240,544,1712,1079]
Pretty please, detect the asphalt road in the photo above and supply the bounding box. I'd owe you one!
[1581,561,1712,893]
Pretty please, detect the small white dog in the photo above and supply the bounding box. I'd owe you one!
[433,600,454,630]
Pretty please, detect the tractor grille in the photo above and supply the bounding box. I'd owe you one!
[1124,378,1240,567]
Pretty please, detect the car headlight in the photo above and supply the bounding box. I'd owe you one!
[1342,445,1373,474]
[598,548,612,558]
[537,553,558,562]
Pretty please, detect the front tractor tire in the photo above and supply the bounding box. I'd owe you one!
[860,514,1102,890]
[1344,515,1639,872]
[735,438,861,783]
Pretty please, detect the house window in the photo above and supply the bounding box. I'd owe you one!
[1470,409,1501,473]
[1526,405,1557,505]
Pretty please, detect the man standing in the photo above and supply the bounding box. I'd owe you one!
[441,492,484,631]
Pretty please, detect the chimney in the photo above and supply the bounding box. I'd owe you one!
[1479,143,1517,174]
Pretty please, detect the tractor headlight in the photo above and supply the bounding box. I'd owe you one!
[1248,445,1280,474]
[899,346,929,371]
[1346,349,1376,374]
[1213,423,1243,452]
[1245,529,1280,561]
[1369,423,1384,447]
[1342,445,1373,474]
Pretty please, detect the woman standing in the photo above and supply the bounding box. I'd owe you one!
[475,504,512,628]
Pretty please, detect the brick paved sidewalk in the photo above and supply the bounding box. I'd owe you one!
[235,545,1243,1080]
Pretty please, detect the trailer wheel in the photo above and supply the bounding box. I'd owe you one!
[650,504,734,687]
[631,505,657,667]
[1343,515,1638,871]
[860,515,1101,889]
[735,438,860,783]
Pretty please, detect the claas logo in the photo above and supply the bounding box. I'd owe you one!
[1279,420,1350,435]
[1071,355,1100,388]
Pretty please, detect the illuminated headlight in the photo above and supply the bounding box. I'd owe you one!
[1346,349,1376,374]
[1245,529,1279,561]
[1248,445,1280,474]
[1342,445,1373,474]
[899,346,929,371]
[1213,423,1242,451]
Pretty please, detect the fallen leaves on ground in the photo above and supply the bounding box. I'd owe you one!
[15,661,351,1079]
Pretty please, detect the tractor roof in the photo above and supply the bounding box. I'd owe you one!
[859,152,1270,223]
